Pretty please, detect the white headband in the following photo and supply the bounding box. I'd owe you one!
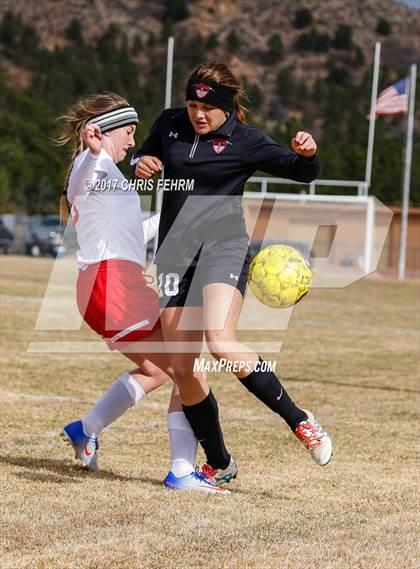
[87,106,138,133]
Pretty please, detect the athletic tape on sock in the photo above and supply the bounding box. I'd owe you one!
[121,372,146,406]
[167,411,195,433]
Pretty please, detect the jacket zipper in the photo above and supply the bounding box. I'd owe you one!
[189,133,200,158]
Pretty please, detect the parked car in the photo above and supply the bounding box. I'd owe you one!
[0,219,13,254]
[25,215,65,257]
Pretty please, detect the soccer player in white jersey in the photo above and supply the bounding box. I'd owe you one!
[57,92,233,494]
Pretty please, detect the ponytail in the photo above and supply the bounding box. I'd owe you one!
[58,142,83,224]
[59,193,71,224]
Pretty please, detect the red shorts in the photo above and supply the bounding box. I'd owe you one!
[76,259,161,351]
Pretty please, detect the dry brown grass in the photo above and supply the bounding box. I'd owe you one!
[1,255,419,569]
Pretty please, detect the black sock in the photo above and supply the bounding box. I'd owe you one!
[238,358,307,431]
[182,390,231,470]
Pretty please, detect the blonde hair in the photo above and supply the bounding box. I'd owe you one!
[192,61,249,123]
[56,92,129,222]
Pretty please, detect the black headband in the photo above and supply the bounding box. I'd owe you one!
[186,75,236,113]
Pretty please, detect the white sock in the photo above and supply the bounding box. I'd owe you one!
[167,411,198,477]
[82,372,145,436]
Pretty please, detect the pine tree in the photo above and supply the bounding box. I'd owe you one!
[0,11,21,47]
[226,30,240,52]
[147,32,156,49]
[267,33,284,63]
[205,33,218,50]
[294,8,312,29]
[163,0,189,23]
[131,34,142,56]
[248,83,264,113]
[334,25,353,50]
[66,19,83,43]
[376,18,392,36]
[276,66,296,106]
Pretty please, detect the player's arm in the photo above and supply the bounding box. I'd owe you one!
[243,127,320,183]
[131,112,165,179]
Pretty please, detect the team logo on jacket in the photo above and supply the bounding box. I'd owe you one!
[209,138,232,154]
[195,83,214,99]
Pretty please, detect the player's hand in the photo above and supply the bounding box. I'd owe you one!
[291,131,317,158]
[82,124,102,156]
[135,155,163,179]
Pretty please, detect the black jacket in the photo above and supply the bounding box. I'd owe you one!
[132,107,320,266]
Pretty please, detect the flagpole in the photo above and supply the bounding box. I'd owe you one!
[164,36,174,110]
[155,36,174,216]
[365,42,381,192]
[398,64,417,280]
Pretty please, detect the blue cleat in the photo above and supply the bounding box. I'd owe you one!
[163,468,231,494]
[61,420,99,471]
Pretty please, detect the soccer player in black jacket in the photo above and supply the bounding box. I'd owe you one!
[132,62,332,481]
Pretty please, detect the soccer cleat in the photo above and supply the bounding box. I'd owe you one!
[61,420,99,471]
[163,468,231,494]
[201,455,238,486]
[294,410,332,466]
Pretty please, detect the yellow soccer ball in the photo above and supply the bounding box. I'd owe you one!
[248,244,312,308]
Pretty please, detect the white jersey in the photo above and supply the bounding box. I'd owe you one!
[67,148,159,269]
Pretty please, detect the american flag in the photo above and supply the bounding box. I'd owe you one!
[370,78,409,118]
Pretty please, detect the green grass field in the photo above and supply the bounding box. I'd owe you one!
[1,255,419,569]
